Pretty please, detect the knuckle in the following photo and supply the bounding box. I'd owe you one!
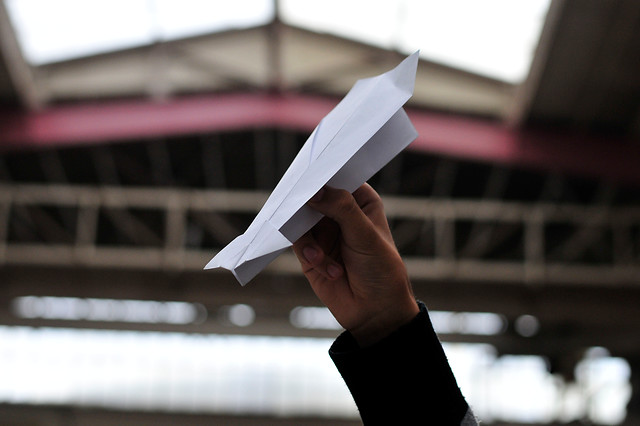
[368,196,384,211]
[333,190,357,216]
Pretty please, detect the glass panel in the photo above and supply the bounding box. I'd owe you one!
[5,0,274,65]
[280,0,551,83]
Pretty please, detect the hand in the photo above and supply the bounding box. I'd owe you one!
[293,184,419,347]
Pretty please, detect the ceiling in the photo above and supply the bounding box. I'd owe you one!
[0,0,639,185]
[0,0,638,136]
[0,2,639,423]
[0,0,638,328]
[2,22,513,116]
[512,0,640,137]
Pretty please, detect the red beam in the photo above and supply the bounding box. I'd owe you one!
[0,93,331,147]
[408,113,640,184]
[1,93,639,184]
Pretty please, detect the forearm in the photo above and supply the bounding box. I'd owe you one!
[330,301,476,425]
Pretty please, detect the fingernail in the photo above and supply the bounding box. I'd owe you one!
[303,246,318,262]
[327,264,342,279]
[310,187,325,203]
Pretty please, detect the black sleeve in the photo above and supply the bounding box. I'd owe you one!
[329,301,470,425]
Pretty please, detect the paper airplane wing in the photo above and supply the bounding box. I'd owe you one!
[205,51,420,285]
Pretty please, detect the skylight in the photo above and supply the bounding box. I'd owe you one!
[6,0,548,83]
[280,0,551,83]
[6,0,550,83]
[5,0,275,65]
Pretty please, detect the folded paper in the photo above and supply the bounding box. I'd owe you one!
[205,51,420,285]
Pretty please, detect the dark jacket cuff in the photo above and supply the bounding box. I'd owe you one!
[330,301,469,425]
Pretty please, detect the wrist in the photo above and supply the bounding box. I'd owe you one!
[350,299,420,347]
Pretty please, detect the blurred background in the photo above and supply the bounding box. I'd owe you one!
[0,0,639,425]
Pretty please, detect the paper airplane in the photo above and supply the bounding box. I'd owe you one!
[205,51,420,285]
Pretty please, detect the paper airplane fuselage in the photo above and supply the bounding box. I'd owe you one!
[205,52,420,285]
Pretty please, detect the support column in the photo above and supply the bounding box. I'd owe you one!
[626,358,640,426]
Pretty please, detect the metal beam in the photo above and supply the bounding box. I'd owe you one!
[2,93,640,184]
[1,183,639,287]
[513,0,640,136]
[505,0,566,126]
[0,0,42,109]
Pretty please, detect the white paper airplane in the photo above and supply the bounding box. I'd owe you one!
[205,51,420,285]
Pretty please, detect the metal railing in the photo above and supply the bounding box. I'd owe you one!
[1,183,639,286]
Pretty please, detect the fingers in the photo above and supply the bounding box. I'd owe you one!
[307,185,383,252]
[352,183,380,207]
[292,232,344,281]
[294,184,391,280]
[352,184,393,242]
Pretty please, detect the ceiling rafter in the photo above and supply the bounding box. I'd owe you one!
[505,0,566,126]
[2,93,640,184]
[0,0,42,109]
[1,182,639,287]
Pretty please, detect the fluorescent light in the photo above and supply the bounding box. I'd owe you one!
[12,296,206,324]
[289,306,342,330]
[430,311,507,336]
[514,314,540,337]
[289,305,506,336]
[221,303,256,327]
